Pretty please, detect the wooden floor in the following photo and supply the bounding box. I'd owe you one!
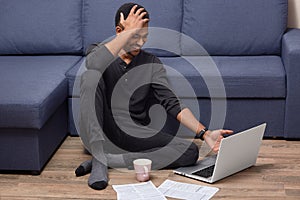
[0,136,300,200]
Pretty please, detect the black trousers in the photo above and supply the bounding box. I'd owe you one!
[80,70,199,169]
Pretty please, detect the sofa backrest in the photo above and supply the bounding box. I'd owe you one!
[0,0,288,56]
[0,0,82,55]
[181,0,288,56]
[82,0,183,56]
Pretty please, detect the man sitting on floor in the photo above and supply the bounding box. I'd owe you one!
[76,3,233,190]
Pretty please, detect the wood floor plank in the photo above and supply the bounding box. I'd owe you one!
[0,136,300,199]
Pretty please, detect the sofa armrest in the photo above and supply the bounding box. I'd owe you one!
[281,28,300,138]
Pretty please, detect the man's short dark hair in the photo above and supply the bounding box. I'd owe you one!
[115,3,149,27]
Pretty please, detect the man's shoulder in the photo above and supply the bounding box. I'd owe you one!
[86,43,101,55]
[139,50,162,64]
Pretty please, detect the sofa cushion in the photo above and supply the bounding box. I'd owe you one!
[82,0,183,56]
[161,56,286,98]
[67,55,286,99]
[0,56,82,129]
[66,58,86,97]
[0,0,82,55]
[181,0,288,56]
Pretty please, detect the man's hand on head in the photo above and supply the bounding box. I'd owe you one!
[104,5,149,57]
[119,5,149,32]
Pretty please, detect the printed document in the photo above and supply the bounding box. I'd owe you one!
[112,181,167,200]
[158,179,219,200]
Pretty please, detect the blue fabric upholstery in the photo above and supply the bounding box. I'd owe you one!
[160,56,286,98]
[0,0,82,55]
[181,0,288,56]
[167,98,285,137]
[163,98,285,138]
[82,0,183,56]
[66,58,86,97]
[0,101,67,172]
[282,29,300,138]
[223,99,285,137]
[0,56,81,129]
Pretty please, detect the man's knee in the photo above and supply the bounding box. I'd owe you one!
[188,142,199,164]
[81,70,102,91]
[166,141,199,168]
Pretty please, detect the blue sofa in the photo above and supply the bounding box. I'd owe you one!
[0,0,299,173]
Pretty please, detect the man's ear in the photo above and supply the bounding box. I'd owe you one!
[116,25,123,35]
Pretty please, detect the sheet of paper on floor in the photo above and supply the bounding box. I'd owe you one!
[158,179,219,200]
[112,181,167,200]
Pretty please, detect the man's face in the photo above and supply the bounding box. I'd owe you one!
[123,23,148,56]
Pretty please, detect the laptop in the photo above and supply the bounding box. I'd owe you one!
[173,123,266,183]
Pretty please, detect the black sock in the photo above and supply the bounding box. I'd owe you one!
[75,159,92,177]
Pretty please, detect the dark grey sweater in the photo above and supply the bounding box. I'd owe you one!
[86,43,183,125]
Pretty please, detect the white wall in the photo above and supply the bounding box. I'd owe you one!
[288,0,300,28]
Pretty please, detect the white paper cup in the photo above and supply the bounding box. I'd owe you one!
[133,159,152,182]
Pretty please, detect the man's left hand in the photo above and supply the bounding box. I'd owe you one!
[203,129,233,153]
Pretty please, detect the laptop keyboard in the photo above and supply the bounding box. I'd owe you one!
[192,165,215,178]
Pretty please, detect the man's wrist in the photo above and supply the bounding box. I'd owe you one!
[195,127,208,140]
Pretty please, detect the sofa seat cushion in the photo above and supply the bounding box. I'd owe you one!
[161,56,286,98]
[0,56,82,129]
